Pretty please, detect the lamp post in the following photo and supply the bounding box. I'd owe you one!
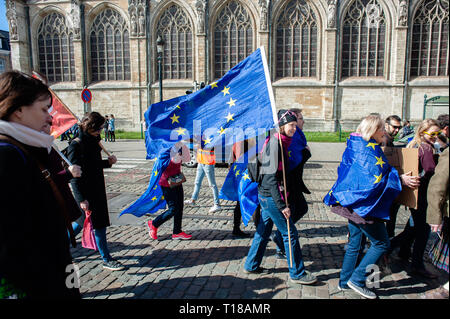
[156,35,165,102]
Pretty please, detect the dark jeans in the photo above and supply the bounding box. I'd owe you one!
[273,194,308,254]
[385,202,401,238]
[389,207,431,269]
[153,185,184,234]
[109,131,115,142]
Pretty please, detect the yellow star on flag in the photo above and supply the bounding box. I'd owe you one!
[243,173,250,181]
[375,156,385,168]
[226,98,236,107]
[151,196,157,201]
[175,127,187,136]
[203,137,212,145]
[288,151,292,158]
[374,173,383,184]
[161,196,164,200]
[170,113,180,124]
[225,112,235,123]
[154,170,158,176]
[235,170,240,177]
[221,86,230,96]
[210,82,218,89]
[218,127,227,135]
[367,142,378,150]
[175,105,181,109]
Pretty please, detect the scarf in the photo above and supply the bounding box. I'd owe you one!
[0,120,54,153]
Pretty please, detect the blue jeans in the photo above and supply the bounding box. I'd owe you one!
[153,185,184,234]
[340,220,390,288]
[244,194,307,279]
[191,163,219,205]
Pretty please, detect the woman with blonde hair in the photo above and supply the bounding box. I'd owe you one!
[389,118,441,278]
[324,114,419,299]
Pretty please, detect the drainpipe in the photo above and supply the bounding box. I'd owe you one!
[205,0,209,83]
[25,5,33,72]
[401,1,412,120]
[268,0,273,73]
[80,3,88,113]
[332,0,341,132]
[146,1,152,109]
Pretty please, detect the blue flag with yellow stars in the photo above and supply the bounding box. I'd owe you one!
[119,148,171,217]
[144,47,276,159]
[323,134,402,220]
[287,128,308,171]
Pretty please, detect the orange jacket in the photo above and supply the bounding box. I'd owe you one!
[196,148,216,165]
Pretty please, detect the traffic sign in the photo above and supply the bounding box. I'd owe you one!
[81,88,92,103]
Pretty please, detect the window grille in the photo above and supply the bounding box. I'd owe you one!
[410,0,449,77]
[37,13,76,83]
[90,8,130,81]
[156,4,193,80]
[213,1,254,79]
[341,0,386,77]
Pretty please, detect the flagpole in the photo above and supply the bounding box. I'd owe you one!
[99,141,112,157]
[260,46,293,268]
[52,144,73,166]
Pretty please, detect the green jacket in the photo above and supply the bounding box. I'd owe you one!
[427,147,449,225]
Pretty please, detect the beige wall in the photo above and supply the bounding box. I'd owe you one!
[7,0,449,132]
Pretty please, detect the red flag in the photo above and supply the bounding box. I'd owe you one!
[32,71,79,138]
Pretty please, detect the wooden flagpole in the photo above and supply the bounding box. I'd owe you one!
[99,141,112,157]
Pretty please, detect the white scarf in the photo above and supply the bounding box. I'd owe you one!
[0,120,54,153]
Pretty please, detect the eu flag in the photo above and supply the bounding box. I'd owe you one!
[144,47,276,159]
[119,149,171,217]
[323,134,402,220]
[287,128,308,171]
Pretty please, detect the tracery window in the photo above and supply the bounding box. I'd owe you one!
[90,8,130,82]
[156,4,193,80]
[341,0,386,77]
[213,1,254,79]
[37,13,76,83]
[275,0,318,78]
[410,0,449,77]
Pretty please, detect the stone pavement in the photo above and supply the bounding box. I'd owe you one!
[60,140,449,300]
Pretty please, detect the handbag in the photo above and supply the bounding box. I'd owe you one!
[168,172,186,188]
[81,210,98,251]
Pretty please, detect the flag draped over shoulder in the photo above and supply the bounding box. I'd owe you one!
[144,47,276,159]
[119,149,171,217]
[323,134,402,220]
[287,128,307,171]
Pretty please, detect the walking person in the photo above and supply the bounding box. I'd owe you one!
[108,114,116,142]
[147,142,192,240]
[389,119,441,279]
[66,112,124,271]
[244,110,317,285]
[324,114,419,299]
[184,139,222,213]
[103,115,109,142]
[0,70,81,299]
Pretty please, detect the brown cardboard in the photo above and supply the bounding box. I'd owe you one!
[382,147,419,209]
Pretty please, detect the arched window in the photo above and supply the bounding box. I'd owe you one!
[213,1,254,79]
[156,4,193,80]
[341,0,386,78]
[90,8,130,82]
[275,0,318,78]
[410,0,449,77]
[37,13,75,83]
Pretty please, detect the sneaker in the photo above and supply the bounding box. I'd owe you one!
[337,284,351,291]
[184,199,197,206]
[103,259,125,271]
[232,229,251,238]
[209,205,222,213]
[347,280,377,299]
[243,267,271,275]
[290,271,317,285]
[172,232,192,240]
[147,220,158,240]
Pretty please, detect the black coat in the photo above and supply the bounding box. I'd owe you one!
[66,129,111,229]
[0,136,80,299]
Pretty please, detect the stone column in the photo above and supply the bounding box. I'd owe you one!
[7,0,31,72]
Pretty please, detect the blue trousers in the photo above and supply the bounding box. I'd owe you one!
[72,217,112,262]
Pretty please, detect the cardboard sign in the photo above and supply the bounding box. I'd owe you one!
[382,147,419,209]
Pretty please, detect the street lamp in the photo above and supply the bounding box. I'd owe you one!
[156,35,165,102]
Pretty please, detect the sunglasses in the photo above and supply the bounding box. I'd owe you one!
[423,130,441,137]
[389,123,402,130]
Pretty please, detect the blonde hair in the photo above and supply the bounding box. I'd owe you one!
[356,114,384,141]
[406,118,440,149]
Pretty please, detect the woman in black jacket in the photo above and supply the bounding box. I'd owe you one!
[66,112,124,271]
[243,110,317,285]
[0,71,80,299]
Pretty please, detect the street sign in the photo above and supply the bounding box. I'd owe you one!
[81,88,92,103]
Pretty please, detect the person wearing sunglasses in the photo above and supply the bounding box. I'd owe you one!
[383,115,402,147]
[388,119,441,279]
